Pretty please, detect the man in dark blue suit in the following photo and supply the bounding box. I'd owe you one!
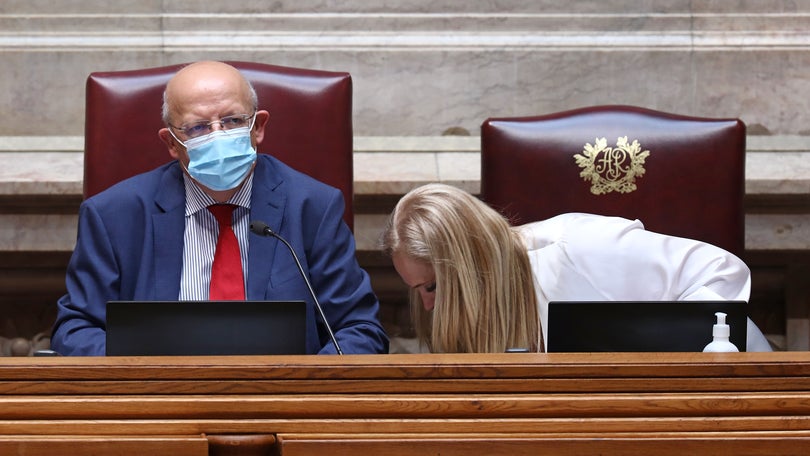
[52,61,388,355]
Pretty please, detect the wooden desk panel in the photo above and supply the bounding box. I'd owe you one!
[0,435,208,456]
[1,353,810,455]
[276,432,810,456]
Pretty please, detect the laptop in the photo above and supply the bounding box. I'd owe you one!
[106,300,307,356]
[546,300,747,352]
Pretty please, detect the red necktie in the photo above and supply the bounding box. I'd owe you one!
[208,204,245,300]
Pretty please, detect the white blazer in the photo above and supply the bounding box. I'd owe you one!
[516,213,772,352]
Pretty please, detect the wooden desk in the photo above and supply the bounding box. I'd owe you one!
[2,353,810,455]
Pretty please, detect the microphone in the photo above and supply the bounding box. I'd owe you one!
[249,220,343,355]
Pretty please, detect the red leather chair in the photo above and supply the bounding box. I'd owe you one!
[84,61,354,229]
[481,105,745,256]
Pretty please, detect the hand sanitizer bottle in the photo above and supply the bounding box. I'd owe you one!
[703,311,739,352]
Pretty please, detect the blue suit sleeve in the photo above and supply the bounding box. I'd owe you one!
[51,201,117,356]
[305,190,389,354]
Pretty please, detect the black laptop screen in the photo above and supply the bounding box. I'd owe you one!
[106,300,307,356]
[546,300,747,352]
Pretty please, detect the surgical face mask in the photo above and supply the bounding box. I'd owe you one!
[178,126,257,191]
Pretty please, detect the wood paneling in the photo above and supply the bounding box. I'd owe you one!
[1,353,810,454]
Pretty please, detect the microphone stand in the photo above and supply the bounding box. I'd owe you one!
[250,221,343,355]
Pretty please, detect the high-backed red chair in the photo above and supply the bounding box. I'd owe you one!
[84,61,354,229]
[481,105,745,256]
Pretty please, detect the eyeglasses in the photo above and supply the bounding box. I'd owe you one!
[170,112,256,139]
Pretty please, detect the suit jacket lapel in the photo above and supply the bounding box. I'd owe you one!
[152,165,186,300]
[247,156,286,300]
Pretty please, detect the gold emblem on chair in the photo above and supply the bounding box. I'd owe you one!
[573,136,649,195]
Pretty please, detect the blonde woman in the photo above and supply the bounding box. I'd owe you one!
[381,183,772,353]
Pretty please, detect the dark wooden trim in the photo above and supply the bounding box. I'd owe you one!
[0,194,82,215]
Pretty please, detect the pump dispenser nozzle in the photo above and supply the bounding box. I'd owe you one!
[703,311,739,352]
[713,312,730,338]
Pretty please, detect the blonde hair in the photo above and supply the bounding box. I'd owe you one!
[381,183,541,353]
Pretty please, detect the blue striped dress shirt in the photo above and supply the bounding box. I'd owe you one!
[178,172,253,300]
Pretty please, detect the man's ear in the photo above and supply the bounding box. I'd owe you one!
[159,128,183,160]
[252,110,271,145]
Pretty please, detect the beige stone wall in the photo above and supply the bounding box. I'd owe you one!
[1,1,809,137]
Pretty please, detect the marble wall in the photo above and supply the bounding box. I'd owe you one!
[1,1,809,137]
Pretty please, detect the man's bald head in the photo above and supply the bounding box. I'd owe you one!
[161,61,258,126]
